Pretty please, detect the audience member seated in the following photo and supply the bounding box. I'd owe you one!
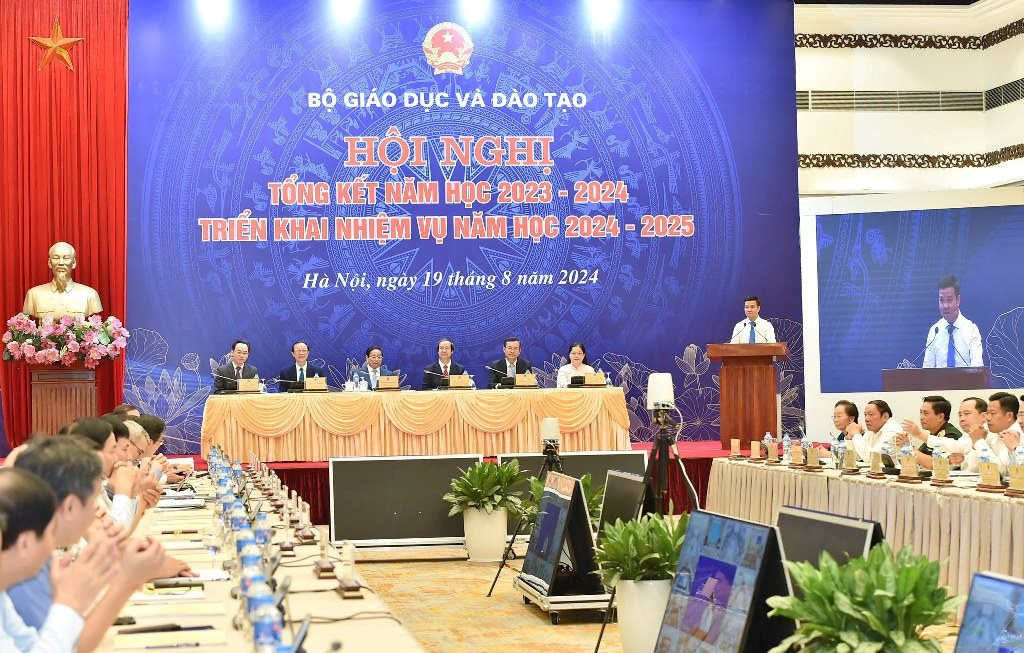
[353,345,394,390]
[896,395,961,469]
[486,336,532,388]
[556,342,596,388]
[111,403,141,418]
[846,399,902,462]
[7,437,167,652]
[0,467,117,652]
[982,392,1023,474]
[421,338,466,390]
[814,400,859,458]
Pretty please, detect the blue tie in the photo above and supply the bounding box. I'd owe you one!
[946,324,956,367]
[748,322,756,343]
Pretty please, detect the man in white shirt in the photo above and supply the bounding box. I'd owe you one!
[729,295,776,344]
[847,400,903,462]
[979,392,1024,473]
[923,275,983,368]
[0,468,118,653]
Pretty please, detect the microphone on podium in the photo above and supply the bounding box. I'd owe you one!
[905,325,940,367]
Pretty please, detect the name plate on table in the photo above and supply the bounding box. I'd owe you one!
[977,461,1004,493]
[730,438,741,458]
[376,375,400,391]
[805,445,821,471]
[765,441,780,465]
[584,372,607,386]
[748,441,762,461]
[866,451,885,478]
[1008,465,1024,497]
[931,457,952,486]
[448,374,471,389]
[304,376,327,391]
[897,455,921,483]
[842,449,860,474]
[515,373,538,387]
[789,444,804,468]
[236,377,259,392]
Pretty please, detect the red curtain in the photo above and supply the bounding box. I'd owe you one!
[0,0,127,446]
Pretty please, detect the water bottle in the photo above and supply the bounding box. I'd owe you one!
[781,433,791,463]
[239,563,267,597]
[240,543,263,570]
[836,440,847,465]
[979,445,991,464]
[932,443,944,459]
[900,443,912,458]
[245,579,275,622]
[1013,446,1024,467]
[253,513,272,547]
[229,505,249,532]
[252,603,283,652]
[235,528,256,556]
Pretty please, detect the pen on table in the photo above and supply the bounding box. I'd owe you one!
[144,644,201,650]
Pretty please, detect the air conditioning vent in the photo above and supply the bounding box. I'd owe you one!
[801,90,986,111]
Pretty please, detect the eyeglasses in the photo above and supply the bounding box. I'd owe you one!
[128,439,146,456]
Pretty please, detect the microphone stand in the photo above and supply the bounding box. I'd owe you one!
[593,406,699,653]
[486,439,562,598]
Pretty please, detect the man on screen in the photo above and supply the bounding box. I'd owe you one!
[213,340,258,393]
[729,296,776,344]
[422,338,467,390]
[486,337,533,388]
[923,275,983,368]
[278,341,325,391]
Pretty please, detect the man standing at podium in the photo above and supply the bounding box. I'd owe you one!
[923,275,983,368]
[729,296,776,344]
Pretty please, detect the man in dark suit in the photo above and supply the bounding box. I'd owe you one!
[422,338,467,390]
[486,336,532,389]
[278,340,326,391]
[213,339,259,393]
[353,345,395,390]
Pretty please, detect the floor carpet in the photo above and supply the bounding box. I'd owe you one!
[356,546,623,652]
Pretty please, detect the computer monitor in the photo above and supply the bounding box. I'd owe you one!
[775,506,883,570]
[955,572,1024,653]
[596,470,644,541]
[655,510,793,653]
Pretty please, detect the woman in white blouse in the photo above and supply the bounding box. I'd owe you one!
[556,342,595,388]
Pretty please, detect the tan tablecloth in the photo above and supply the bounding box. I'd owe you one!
[201,387,630,461]
[706,458,1024,620]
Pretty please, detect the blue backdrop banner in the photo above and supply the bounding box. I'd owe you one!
[817,205,1024,393]
[127,0,803,453]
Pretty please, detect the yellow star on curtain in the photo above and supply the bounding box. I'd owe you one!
[29,20,83,71]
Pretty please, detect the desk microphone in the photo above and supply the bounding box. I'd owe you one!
[423,369,475,377]
[905,326,940,367]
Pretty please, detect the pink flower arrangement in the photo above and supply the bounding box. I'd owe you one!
[2,313,129,369]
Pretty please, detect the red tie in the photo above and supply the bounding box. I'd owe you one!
[443,365,449,377]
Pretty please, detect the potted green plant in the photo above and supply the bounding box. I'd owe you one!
[594,512,688,653]
[443,460,526,562]
[766,542,961,653]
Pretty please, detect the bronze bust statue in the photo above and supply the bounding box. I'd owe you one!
[22,241,103,319]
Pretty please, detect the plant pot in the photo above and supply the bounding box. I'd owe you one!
[462,507,508,562]
[616,579,671,653]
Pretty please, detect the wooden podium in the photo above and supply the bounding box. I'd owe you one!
[881,367,991,392]
[707,343,787,448]
[30,364,98,435]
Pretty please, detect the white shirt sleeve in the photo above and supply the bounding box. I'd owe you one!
[923,325,937,368]
[762,321,777,344]
[556,365,571,388]
[0,592,83,653]
[729,322,743,344]
[108,494,136,530]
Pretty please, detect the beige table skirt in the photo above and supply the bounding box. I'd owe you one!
[200,387,630,461]
[707,458,1024,621]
